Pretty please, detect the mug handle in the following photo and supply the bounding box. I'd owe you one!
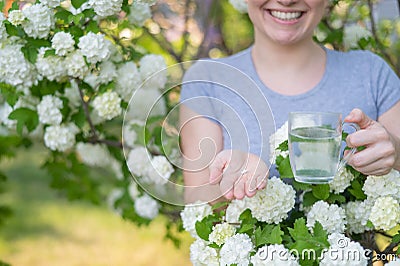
[338,122,360,171]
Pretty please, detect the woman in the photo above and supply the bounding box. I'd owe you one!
[179,0,400,203]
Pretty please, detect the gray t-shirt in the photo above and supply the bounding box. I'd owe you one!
[180,47,400,169]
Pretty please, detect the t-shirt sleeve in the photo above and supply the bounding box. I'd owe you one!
[180,61,221,123]
[369,52,400,117]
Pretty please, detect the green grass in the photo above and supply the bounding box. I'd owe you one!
[0,147,192,266]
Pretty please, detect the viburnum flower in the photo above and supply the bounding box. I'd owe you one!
[7,10,25,26]
[144,155,174,185]
[329,167,355,194]
[209,222,236,246]
[0,14,7,43]
[345,200,374,234]
[180,201,213,238]
[84,61,117,89]
[343,24,371,49]
[115,61,142,101]
[219,233,253,266]
[40,0,61,8]
[250,244,300,266]
[62,82,81,108]
[269,121,288,164]
[65,50,89,79]
[123,119,144,147]
[128,2,152,26]
[363,170,400,200]
[306,200,347,234]
[125,88,166,121]
[51,32,75,56]
[0,44,37,91]
[22,4,54,39]
[76,142,111,167]
[89,0,123,17]
[190,239,219,266]
[134,194,159,219]
[127,147,151,178]
[128,182,140,200]
[44,123,78,152]
[139,54,167,90]
[369,196,400,231]
[78,32,111,64]
[36,47,67,82]
[246,176,296,224]
[0,103,16,128]
[229,0,248,13]
[107,188,123,214]
[37,95,63,125]
[320,233,368,266]
[92,91,122,120]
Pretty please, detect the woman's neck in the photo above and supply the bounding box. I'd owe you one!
[251,38,327,95]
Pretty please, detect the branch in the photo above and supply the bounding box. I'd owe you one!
[367,0,397,71]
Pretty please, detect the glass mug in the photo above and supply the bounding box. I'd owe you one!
[288,112,359,184]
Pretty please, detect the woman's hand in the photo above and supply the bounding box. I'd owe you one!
[208,150,269,200]
[345,108,399,175]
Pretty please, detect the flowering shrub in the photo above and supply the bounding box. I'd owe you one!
[181,123,400,265]
[0,0,399,265]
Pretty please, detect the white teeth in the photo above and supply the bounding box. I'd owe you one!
[270,11,302,20]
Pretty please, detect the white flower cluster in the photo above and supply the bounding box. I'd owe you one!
[229,0,248,13]
[76,143,111,167]
[0,14,7,43]
[123,119,143,147]
[369,196,400,231]
[145,155,174,185]
[128,2,152,26]
[115,62,142,101]
[125,88,166,121]
[128,182,140,200]
[78,33,111,64]
[306,200,347,234]
[250,244,300,266]
[320,233,368,266]
[22,4,54,39]
[269,121,289,164]
[51,32,75,56]
[180,201,213,237]
[363,170,400,200]
[139,54,167,90]
[84,61,117,89]
[190,239,219,266]
[225,198,248,223]
[36,47,67,82]
[219,233,253,266]
[134,194,159,219]
[246,176,296,224]
[92,91,122,120]
[209,222,236,246]
[107,188,124,214]
[0,44,37,91]
[345,200,373,234]
[37,95,63,125]
[65,50,89,79]
[88,0,123,17]
[40,0,61,8]
[343,24,371,49]
[329,167,355,194]
[127,146,174,185]
[7,10,25,26]
[44,123,78,151]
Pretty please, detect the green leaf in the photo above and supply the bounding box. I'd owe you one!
[21,45,38,64]
[8,108,39,135]
[312,184,330,200]
[255,225,283,247]
[288,218,310,241]
[348,179,367,200]
[0,82,21,107]
[195,215,219,241]
[86,20,100,33]
[55,8,73,22]
[275,155,294,178]
[366,220,374,229]
[71,107,86,129]
[4,23,24,37]
[302,191,319,207]
[0,2,4,11]
[326,193,346,204]
[71,0,86,9]
[277,140,288,151]
[69,26,84,42]
[392,231,400,244]
[44,49,56,58]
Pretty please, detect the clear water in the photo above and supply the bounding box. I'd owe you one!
[289,127,341,184]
